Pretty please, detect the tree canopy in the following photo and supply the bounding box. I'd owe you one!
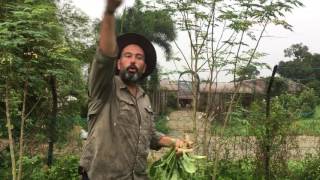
[116,0,177,59]
[278,43,320,95]
[0,0,94,178]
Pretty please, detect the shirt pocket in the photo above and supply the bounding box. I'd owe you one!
[117,96,138,128]
[143,106,154,129]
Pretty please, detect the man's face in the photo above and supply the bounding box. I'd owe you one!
[117,44,146,84]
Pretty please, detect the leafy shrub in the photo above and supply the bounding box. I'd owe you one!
[298,154,320,179]
[247,95,299,179]
[0,150,12,179]
[155,115,170,134]
[299,89,318,118]
[0,155,80,180]
[216,158,255,180]
[47,155,79,180]
[21,155,47,180]
[167,92,178,109]
[288,160,305,179]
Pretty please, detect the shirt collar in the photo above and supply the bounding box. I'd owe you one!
[116,76,146,98]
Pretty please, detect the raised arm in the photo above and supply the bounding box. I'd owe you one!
[87,0,122,117]
[99,0,122,56]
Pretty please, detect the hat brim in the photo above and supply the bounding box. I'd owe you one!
[116,33,157,79]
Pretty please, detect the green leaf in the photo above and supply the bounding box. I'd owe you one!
[181,153,197,174]
[24,0,35,4]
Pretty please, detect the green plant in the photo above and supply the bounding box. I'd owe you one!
[21,155,47,180]
[167,93,178,110]
[0,155,80,180]
[155,115,170,134]
[0,150,12,179]
[149,148,209,180]
[247,94,299,179]
[217,158,255,180]
[47,155,79,180]
[292,154,320,179]
[299,89,319,118]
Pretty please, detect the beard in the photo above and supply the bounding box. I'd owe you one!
[119,65,143,84]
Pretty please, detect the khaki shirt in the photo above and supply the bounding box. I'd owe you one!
[80,50,163,180]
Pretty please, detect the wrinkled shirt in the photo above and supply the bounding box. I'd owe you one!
[80,50,163,180]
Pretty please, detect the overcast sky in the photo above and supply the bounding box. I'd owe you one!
[72,0,320,82]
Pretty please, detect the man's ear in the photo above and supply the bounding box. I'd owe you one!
[143,64,147,73]
[117,59,121,71]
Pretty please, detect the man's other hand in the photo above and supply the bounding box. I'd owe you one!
[173,138,193,155]
[106,0,122,14]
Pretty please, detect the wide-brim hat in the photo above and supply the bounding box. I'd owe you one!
[116,33,157,79]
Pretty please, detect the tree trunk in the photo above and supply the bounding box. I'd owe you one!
[47,75,57,167]
[17,81,28,180]
[5,79,17,180]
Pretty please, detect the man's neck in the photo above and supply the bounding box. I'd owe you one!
[127,84,138,97]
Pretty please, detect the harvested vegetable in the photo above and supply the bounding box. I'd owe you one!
[149,148,207,180]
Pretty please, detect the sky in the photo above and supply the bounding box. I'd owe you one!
[71,0,320,82]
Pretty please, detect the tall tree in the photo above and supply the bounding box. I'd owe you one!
[116,0,176,59]
[278,43,320,95]
[0,0,92,178]
[153,0,303,179]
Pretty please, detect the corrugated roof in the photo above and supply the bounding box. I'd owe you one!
[161,79,266,94]
[160,78,303,95]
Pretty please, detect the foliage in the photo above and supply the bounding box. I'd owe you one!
[154,0,303,156]
[278,43,320,96]
[296,154,320,179]
[217,158,255,180]
[0,154,79,180]
[248,94,299,179]
[0,0,89,137]
[287,154,320,179]
[154,0,303,81]
[46,155,79,180]
[212,104,320,137]
[268,77,290,97]
[149,148,209,180]
[0,0,93,178]
[235,64,260,81]
[155,115,170,134]
[116,0,176,59]
[0,150,11,179]
[211,105,250,136]
[291,105,320,135]
[299,88,319,117]
[167,92,178,110]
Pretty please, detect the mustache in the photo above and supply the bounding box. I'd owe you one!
[126,65,138,71]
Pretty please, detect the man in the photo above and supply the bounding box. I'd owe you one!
[79,0,187,179]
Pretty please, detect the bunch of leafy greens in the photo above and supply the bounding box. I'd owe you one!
[149,148,209,180]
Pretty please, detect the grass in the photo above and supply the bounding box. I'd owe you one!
[291,105,320,135]
[211,121,250,136]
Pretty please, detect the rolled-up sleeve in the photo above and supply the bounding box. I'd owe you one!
[150,120,165,151]
[88,49,117,116]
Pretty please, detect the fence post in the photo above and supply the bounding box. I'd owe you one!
[264,65,278,180]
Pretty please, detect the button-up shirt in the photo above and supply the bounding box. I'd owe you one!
[80,50,163,180]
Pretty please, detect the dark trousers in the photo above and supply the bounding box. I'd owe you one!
[79,166,89,180]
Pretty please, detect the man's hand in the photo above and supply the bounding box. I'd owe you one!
[173,138,193,154]
[99,0,121,56]
[159,135,193,154]
[106,0,122,14]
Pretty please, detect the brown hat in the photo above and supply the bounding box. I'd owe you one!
[116,33,157,79]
